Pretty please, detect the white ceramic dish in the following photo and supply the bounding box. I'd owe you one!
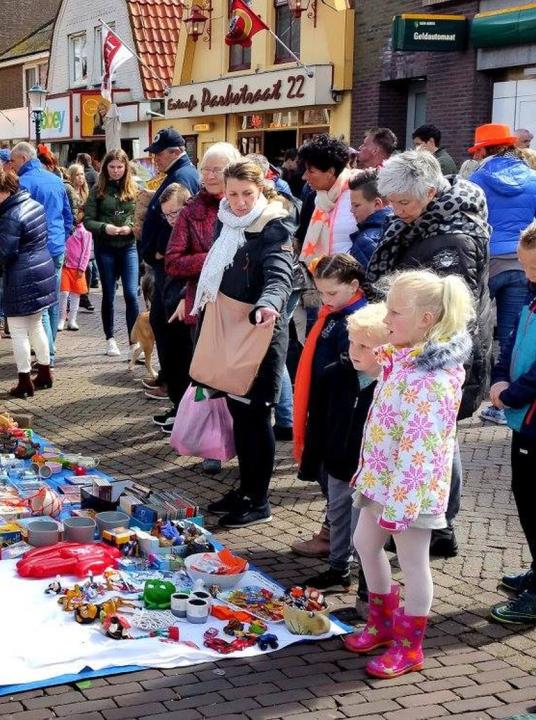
[184,552,248,589]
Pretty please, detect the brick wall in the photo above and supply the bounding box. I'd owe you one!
[0,0,60,54]
[351,1,493,164]
[0,66,24,111]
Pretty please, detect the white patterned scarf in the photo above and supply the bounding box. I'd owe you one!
[192,194,268,315]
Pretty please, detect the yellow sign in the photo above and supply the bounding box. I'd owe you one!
[192,123,212,132]
[80,92,111,138]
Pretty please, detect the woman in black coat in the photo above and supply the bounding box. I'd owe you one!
[191,160,293,528]
[0,170,56,398]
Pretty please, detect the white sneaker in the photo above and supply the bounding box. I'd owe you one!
[106,338,121,356]
[57,319,65,332]
[67,320,79,331]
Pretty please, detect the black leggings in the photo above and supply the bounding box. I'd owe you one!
[511,431,536,590]
[226,398,275,506]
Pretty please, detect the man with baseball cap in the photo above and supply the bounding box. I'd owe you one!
[469,124,536,425]
[140,128,200,400]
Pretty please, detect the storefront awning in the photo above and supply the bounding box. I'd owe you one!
[471,2,536,48]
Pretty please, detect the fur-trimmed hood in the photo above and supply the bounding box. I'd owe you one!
[379,332,473,375]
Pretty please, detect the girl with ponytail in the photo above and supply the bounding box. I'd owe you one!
[344,269,474,680]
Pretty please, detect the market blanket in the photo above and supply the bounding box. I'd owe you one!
[0,560,347,690]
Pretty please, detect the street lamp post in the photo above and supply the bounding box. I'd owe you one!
[27,84,47,144]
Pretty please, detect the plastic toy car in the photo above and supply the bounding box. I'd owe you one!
[257,633,279,650]
[17,542,122,578]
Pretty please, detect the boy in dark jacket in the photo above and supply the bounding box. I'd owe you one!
[348,169,392,268]
[489,221,536,625]
[302,303,390,593]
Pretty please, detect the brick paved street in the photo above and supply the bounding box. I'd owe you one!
[1,292,535,720]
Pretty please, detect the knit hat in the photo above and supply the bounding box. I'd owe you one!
[0,149,11,164]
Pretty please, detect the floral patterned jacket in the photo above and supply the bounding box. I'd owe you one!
[352,333,472,532]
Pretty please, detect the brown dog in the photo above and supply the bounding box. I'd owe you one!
[129,311,157,378]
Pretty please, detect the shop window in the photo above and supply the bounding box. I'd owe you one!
[274,0,300,63]
[69,32,88,87]
[238,133,264,155]
[240,113,265,130]
[23,62,48,104]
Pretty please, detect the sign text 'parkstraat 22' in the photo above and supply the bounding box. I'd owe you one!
[392,14,468,52]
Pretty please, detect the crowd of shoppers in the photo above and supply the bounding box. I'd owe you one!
[2,118,536,677]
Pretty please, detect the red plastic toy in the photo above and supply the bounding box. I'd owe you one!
[16,542,122,579]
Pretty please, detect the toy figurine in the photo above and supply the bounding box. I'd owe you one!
[75,603,100,624]
[223,619,244,636]
[257,633,279,651]
[102,614,130,640]
[58,585,85,611]
[45,578,64,595]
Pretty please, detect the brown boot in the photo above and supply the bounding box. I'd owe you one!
[33,364,53,390]
[291,524,330,558]
[9,372,35,399]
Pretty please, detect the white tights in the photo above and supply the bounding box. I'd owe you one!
[8,313,50,373]
[59,291,80,324]
[354,506,434,616]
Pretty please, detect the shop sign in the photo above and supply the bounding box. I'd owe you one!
[392,14,468,52]
[166,64,335,119]
[80,92,111,138]
[29,94,72,141]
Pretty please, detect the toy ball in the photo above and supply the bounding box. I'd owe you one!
[28,486,63,518]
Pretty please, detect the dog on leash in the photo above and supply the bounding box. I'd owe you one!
[129,311,157,378]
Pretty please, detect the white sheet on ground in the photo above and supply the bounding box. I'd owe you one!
[0,561,346,685]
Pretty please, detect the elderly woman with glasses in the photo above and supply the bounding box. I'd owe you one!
[366,149,493,557]
[163,142,242,469]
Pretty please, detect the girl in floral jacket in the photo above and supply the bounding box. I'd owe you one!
[344,269,473,680]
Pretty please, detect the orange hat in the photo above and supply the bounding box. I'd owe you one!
[468,123,518,154]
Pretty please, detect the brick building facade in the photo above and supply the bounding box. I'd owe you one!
[351,1,493,165]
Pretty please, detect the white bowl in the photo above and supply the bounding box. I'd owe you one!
[184,552,248,589]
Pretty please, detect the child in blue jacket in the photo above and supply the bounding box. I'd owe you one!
[348,169,392,269]
[489,220,536,625]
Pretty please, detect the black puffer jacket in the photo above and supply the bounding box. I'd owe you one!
[366,176,492,420]
[0,190,56,317]
[215,202,293,405]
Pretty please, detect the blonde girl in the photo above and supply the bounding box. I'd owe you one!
[344,269,474,679]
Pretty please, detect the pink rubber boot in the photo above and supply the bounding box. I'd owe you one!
[343,584,400,654]
[366,608,427,678]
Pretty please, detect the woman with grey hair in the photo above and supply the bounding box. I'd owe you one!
[366,149,492,557]
[163,142,241,471]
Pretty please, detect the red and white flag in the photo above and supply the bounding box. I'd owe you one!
[101,28,134,101]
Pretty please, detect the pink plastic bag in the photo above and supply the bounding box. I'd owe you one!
[170,385,236,461]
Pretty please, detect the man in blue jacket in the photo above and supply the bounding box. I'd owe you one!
[469,123,536,425]
[11,142,73,368]
[140,129,200,400]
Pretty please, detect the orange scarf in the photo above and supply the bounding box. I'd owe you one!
[293,290,365,463]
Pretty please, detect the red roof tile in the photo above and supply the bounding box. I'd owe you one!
[127,0,183,99]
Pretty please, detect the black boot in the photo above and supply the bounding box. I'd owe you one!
[33,364,53,390]
[79,294,95,312]
[9,372,34,398]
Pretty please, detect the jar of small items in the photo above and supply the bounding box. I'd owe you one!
[283,586,330,636]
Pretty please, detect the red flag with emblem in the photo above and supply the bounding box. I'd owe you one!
[225,0,269,47]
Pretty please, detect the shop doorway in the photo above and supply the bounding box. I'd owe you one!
[263,130,297,166]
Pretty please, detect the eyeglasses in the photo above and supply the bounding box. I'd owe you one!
[161,209,181,221]
[201,167,225,177]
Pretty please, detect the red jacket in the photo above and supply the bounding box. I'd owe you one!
[165,189,220,324]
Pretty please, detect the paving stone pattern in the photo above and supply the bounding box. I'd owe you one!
[1,292,535,719]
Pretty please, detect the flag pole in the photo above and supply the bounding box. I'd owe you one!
[264,26,314,78]
[98,18,169,93]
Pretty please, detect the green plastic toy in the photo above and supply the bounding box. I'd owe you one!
[141,579,176,609]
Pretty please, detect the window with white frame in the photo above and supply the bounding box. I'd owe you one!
[23,62,48,104]
[69,32,88,86]
[93,23,115,84]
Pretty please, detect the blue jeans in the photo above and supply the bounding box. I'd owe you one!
[94,244,139,340]
[42,253,63,364]
[274,290,302,428]
[489,269,529,356]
